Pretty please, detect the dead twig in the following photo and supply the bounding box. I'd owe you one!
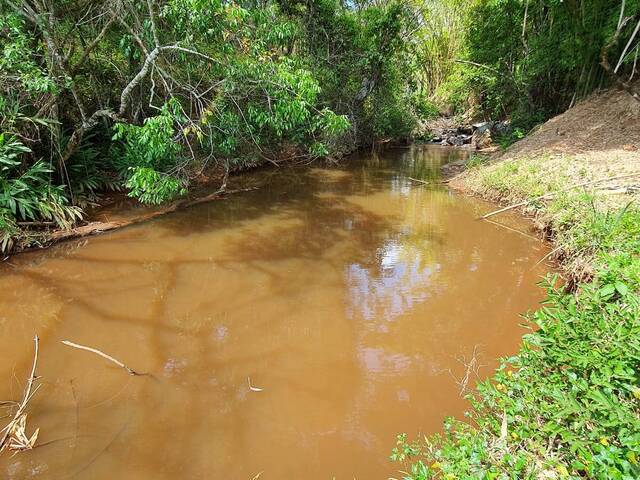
[409,176,450,185]
[0,336,41,453]
[408,177,430,185]
[530,245,563,270]
[440,345,486,397]
[484,217,539,241]
[455,345,483,395]
[61,340,145,376]
[247,377,264,392]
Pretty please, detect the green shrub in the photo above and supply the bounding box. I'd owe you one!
[125,167,186,205]
[414,96,440,120]
[67,136,121,208]
[111,102,182,176]
[0,135,81,226]
[111,102,185,204]
[0,134,82,251]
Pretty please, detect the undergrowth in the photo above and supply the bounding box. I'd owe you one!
[0,135,82,252]
[393,156,640,479]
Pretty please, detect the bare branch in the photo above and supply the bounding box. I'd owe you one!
[61,340,145,376]
[600,15,640,103]
[118,44,220,117]
[615,17,640,73]
[70,13,118,74]
[146,0,161,47]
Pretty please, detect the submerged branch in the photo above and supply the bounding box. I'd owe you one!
[48,186,258,245]
[61,340,144,376]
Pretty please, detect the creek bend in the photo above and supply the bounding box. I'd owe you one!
[0,145,548,479]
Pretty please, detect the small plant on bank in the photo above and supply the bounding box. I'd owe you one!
[465,154,490,169]
[496,127,526,150]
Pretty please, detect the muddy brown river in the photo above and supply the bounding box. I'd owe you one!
[0,146,548,479]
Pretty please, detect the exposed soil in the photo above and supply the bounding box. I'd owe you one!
[448,86,640,283]
[500,86,640,165]
[452,87,640,190]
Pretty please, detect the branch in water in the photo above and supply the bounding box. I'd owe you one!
[61,340,144,376]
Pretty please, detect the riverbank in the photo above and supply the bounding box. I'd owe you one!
[0,141,418,258]
[394,89,640,478]
[0,155,317,257]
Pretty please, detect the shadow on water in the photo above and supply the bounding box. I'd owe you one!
[0,145,546,480]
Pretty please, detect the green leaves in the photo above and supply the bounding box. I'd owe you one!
[1,0,425,255]
[432,0,640,126]
[110,102,187,204]
[599,281,629,301]
[0,136,82,250]
[112,102,181,174]
[0,134,30,172]
[125,167,186,205]
[0,14,57,96]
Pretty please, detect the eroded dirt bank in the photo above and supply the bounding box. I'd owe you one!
[449,86,640,279]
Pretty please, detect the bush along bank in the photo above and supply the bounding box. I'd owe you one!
[1,1,430,254]
[392,156,640,479]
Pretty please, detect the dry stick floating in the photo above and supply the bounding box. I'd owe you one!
[0,335,40,453]
[484,217,539,241]
[477,173,640,220]
[408,176,450,185]
[408,177,430,184]
[61,340,144,376]
[247,377,264,392]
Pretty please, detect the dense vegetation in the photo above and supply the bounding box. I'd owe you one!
[0,0,427,251]
[416,0,640,131]
[2,0,638,251]
[2,0,640,477]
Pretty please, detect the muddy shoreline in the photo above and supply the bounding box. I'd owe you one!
[3,143,477,259]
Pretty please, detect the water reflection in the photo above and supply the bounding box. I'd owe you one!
[0,145,546,480]
[346,250,438,322]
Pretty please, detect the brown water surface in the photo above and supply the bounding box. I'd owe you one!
[0,145,548,479]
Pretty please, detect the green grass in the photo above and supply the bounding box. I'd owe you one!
[393,156,640,479]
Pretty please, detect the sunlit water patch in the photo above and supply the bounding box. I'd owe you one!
[0,145,548,479]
